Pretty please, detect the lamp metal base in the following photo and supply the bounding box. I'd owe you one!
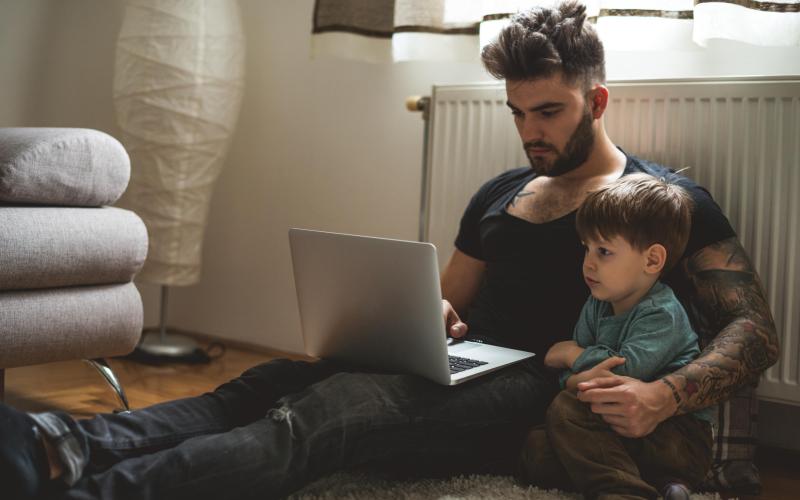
[137,329,199,358]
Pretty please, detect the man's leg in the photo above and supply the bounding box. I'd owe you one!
[546,391,659,500]
[57,360,557,500]
[4,358,338,496]
[76,358,339,470]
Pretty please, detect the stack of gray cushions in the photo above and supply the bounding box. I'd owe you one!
[0,128,147,370]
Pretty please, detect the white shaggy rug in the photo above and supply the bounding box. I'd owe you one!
[290,472,722,499]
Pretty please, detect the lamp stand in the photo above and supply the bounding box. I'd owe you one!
[136,285,198,358]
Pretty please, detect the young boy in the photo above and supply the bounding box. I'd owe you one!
[519,173,714,500]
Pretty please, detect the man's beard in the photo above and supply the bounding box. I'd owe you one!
[524,109,595,177]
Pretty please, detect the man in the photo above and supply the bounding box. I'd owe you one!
[0,2,777,499]
[448,0,777,433]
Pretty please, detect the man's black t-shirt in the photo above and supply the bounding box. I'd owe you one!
[454,151,736,356]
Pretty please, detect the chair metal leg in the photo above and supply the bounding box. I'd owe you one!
[84,358,130,412]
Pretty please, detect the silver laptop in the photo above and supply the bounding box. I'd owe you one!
[288,228,535,385]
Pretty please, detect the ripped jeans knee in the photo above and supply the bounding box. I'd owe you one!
[267,405,296,439]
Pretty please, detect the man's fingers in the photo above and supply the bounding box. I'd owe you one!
[442,300,467,337]
[599,414,627,426]
[577,376,626,393]
[588,402,624,417]
[444,306,468,338]
[578,388,627,405]
[450,322,468,338]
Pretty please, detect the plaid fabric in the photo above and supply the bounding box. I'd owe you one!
[702,384,762,495]
[713,384,759,462]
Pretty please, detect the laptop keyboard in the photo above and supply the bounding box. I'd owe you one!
[448,355,488,374]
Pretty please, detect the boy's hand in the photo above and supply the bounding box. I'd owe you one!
[544,340,584,369]
[565,356,626,392]
[578,356,626,381]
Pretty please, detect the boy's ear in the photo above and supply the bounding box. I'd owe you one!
[644,244,667,275]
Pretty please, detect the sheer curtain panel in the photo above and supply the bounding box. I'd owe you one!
[311,0,800,62]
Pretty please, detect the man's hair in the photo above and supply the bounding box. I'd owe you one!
[481,1,605,90]
[576,173,694,273]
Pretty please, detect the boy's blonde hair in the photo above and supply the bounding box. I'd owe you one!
[576,173,694,273]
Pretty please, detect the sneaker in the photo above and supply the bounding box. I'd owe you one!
[0,403,50,499]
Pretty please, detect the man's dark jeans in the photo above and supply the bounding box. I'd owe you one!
[41,358,557,499]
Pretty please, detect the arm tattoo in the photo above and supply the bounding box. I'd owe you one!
[661,377,682,407]
[671,237,779,414]
[510,190,535,207]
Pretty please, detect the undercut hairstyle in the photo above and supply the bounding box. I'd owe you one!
[481,1,605,90]
[576,173,694,273]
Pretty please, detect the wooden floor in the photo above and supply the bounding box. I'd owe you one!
[3,340,296,418]
[3,341,798,499]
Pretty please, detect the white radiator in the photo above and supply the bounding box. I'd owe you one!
[421,77,800,406]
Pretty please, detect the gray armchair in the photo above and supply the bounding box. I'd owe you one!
[0,128,148,410]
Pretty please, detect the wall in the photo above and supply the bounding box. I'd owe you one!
[1,0,799,448]
[0,1,123,130]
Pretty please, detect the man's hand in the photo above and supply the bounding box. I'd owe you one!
[544,340,584,369]
[442,299,468,338]
[576,375,677,438]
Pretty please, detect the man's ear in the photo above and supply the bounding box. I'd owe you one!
[588,85,609,119]
[644,244,667,275]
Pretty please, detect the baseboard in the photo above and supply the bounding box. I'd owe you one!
[138,327,313,362]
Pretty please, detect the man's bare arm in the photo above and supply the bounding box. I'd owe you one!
[439,249,487,337]
[665,236,779,413]
[441,249,486,316]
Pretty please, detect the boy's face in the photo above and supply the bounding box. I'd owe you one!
[582,235,658,315]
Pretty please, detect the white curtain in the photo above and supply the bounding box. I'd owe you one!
[311,0,800,62]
